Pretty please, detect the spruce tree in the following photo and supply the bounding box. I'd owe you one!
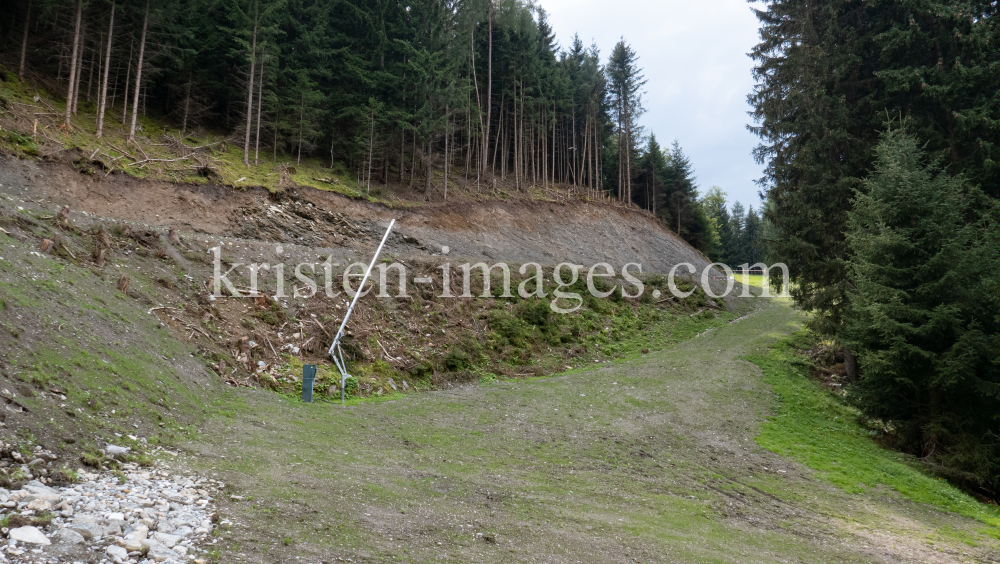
[843,126,1000,491]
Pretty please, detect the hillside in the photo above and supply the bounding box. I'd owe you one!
[2,138,999,564]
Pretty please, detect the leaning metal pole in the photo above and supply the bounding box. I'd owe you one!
[328,219,396,404]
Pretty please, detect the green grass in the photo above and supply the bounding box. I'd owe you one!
[187,299,1000,563]
[749,331,1000,537]
[736,273,765,289]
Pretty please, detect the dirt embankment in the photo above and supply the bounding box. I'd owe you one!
[0,153,716,275]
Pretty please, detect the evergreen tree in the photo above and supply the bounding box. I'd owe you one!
[660,141,710,251]
[750,0,1000,336]
[635,134,667,214]
[749,0,876,335]
[606,38,645,203]
[700,186,731,263]
[843,126,1000,492]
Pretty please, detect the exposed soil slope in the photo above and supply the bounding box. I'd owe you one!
[0,153,716,275]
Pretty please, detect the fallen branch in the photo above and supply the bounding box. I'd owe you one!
[129,152,199,167]
[109,144,137,161]
[1,395,30,413]
[312,318,330,338]
[0,227,26,241]
[148,306,179,314]
[377,339,398,361]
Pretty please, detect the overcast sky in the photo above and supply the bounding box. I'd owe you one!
[539,0,765,209]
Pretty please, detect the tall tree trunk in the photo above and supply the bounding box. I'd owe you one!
[470,31,484,182]
[409,130,416,190]
[84,25,95,106]
[72,18,86,115]
[296,91,305,165]
[425,135,433,195]
[127,0,149,145]
[121,39,133,124]
[542,106,547,190]
[399,126,406,184]
[466,89,471,181]
[181,75,192,135]
[88,30,99,103]
[243,7,258,168]
[625,121,632,205]
[64,0,83,128]
[571,93,577,189]
[491,90,504,177]
[551,101,556,187]
[254,56,265,165]
[366,104,374,194]
[482,1,492,179]
[444,105,450,200]
[18,0,31,82]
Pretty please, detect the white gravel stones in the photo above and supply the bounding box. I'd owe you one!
[7,528,49,546]
[2,463,224,564]
[106,544,129,562]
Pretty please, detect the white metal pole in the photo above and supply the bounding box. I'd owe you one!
[328,219,395,403]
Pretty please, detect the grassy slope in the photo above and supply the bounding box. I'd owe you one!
[750,331,1000,538]
[0,200,216,465]
[177,298,999,563]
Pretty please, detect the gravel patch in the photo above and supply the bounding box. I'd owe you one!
[2,458,226,564]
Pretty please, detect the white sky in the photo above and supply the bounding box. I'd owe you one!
[539,0,765,209]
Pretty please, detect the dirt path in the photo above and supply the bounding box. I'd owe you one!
[179,300,996,563]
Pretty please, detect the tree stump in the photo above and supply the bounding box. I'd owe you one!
[116,275,130,295]
[39,239,55,254]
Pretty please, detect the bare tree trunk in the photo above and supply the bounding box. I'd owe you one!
[444,104,449,200]
[72,18,86,115]
[87,30,98,103]
[424,135,432,195]
[366,104,374,194]
[470,30,484,188]
[254,56,265,165]
[399,127,406,184]
[127,0,149,145]
[409,130,416,190]
[121,39,133,124]
[64,0,83,128]
[482,1,492,179]
[466,89,471,181]
[625,121,632,205]
[551,101,556,187]
[18,1,31,82]
[297,91,305,165]
[243,5,258,168]
[181,74,192,135]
